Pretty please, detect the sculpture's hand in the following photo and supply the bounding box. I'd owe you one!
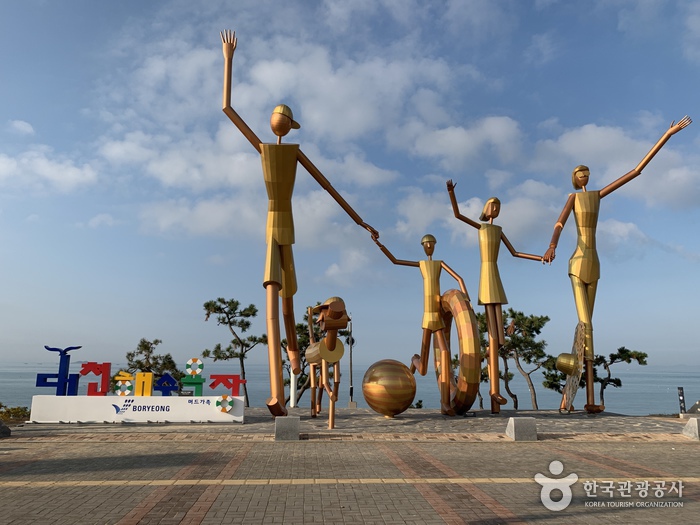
[446,179,456,193]
[543,247,556,264]
[221,29,237,60]
[668,115,692,135]
[362,222,379,240]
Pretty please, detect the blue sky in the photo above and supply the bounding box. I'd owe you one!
[1,0,698,378]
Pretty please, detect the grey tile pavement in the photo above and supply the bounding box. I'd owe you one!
[0,408,697,524]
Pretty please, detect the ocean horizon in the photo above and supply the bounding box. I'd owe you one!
[2,359,699,417]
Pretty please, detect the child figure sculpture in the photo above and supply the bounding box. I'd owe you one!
[221,29,377,416]
[447,181,543,413]
[374,234,469,416]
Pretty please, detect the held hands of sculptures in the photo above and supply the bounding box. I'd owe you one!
[543,247,555,264]
[362,223,380,241]
[446,179,456,193]
[221,29,237,58]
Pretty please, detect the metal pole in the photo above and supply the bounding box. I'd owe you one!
[347,318,356,408]
[290,372,297,408]
[678,387,686,414]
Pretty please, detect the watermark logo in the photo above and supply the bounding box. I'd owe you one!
[535,460,685,511]
[534,460,578,511]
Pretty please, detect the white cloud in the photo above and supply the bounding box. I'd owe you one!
[88,214,118,229]
[531,122,698,207]
[524,33,559,66]
[443,0,517,42]
[8,120,35,135]
[412,116,522,172]
[299,145,399,188]
[484,169,512,191]
[138,195,265,238]
[394,187,454,240]
[597,218,649,262]
[323,247,371,287]
[0,148,97,192]
[683,2,700,63]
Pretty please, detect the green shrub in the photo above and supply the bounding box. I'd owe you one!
[0,404,30,422]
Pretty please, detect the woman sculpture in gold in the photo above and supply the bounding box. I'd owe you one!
[220,30,378,416]
[374,234,468,416]
[543,116,691,414]
[446,182,543,413]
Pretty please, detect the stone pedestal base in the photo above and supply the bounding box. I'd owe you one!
[275,416,300,441]
[506,417,537,441]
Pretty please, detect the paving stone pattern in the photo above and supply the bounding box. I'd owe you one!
[0,408,697,524]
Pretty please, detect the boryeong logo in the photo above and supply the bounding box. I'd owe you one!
[111,400,171,415]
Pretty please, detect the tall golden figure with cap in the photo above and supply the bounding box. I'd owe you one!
[543,115,691,414]
[373,234,469,415]
[220,29,378,416]
[446,182,543,413]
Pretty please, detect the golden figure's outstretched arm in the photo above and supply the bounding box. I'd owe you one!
[600,115,692,198]
[297,149,379,239]
[373,238,419,267]
[543,193,575,263]
[446,179,481,229]
[500,233,544,262]
[221,29,263,153]
[441,261,470,301]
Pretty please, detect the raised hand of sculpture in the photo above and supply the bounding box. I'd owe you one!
[543,116,691,414]
[446,181,543,413]
[220,29,378,416]
[373,234,469,416]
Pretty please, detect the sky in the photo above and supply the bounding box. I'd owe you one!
[0,0,698,382]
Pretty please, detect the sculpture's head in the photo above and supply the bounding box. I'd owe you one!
[572,165,590,190]
[270,104,300,138]
[420,234,436,257]
[479,197,501,221]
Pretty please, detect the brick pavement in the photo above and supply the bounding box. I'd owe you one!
[0,408,697,524]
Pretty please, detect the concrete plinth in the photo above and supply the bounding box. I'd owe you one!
[275,416,300,441]
[682,417,699,440]
[506,417,537,441]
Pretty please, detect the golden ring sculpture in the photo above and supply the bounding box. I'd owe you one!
[435,289,481,414]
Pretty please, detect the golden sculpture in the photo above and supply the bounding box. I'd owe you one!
[306,297,349,429]
[543,116,691,414]
[373,234,469,416]
[447,182,543,413]
[362,359,416,418]
[221,30,377,416]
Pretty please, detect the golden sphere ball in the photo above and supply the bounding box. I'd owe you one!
[362,359,416,417]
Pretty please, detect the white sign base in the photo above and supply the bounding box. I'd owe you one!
[30,395,244,423]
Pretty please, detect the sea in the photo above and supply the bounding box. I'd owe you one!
[2,359,699,417]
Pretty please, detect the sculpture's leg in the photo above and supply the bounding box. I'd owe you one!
[435,329,456,416]
[310,363,318,418]
[316,381,324,415]
[485,304,507,413]
[328,362,340,429]
[265,282,287,417]
[278,245,300,375]
[410,329,431,375]
[282,296,301,374]
[570,277,603,413]
[495,305,505,346]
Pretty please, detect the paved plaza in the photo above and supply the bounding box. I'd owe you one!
[0,407,697,524]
